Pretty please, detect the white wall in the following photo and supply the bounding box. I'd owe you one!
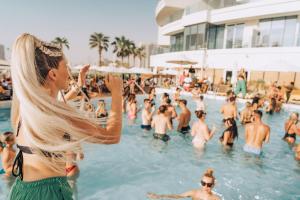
[160,19,184,36]
[158,27,171,46]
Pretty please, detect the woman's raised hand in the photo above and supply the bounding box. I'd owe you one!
[105,74,123,95]
[78,64,90,87]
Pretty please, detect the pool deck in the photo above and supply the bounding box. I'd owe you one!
[1,88,300,110]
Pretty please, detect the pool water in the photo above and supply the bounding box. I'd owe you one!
[0,95,300,200]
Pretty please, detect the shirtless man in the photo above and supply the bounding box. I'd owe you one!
[240,102,253,124]
[0,132,16,176]
[173,87,181,106]
[220,96,237,120]
[151,105,172,142]
[165,98,177,127]
[141,99,155,131]
[177,99,191,134]
[148,168,221,200]
[244,110,270,155]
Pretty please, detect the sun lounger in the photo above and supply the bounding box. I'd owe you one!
[288,90,300,104]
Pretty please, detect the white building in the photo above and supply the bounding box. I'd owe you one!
[151,0,300,87]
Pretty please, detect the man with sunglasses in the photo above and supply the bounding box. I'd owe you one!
[147,168,221,200]
[244,110,270,155]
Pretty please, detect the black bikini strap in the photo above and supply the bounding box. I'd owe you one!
[16,120,21,137]
[12,150,24,180]
[286,122,294,133]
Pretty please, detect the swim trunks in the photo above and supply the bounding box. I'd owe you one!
[243,144,261,155]
[153,133,170,142]
[141,124,151,131]
[180,125,191,134]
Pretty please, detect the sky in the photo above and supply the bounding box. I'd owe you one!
[0,0,158,65]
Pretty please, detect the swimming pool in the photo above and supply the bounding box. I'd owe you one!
[0,95,300,200]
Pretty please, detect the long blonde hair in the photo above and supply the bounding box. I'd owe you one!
[11,33,113,171]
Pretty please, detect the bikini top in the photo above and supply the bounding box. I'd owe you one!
[285,122,296,135]
[97,112,108,118]
[12,120,68,180]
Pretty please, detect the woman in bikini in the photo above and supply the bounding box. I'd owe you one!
[219,118,238,148]
[126,93,137,120]
[283,112,300,144]
[95,100,108,118]
[9,33,123,200]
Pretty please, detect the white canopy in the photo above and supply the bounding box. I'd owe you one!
[71,65,100,71]
[160,68,179,75]
[127,67,153,74]
[71,65,153,74]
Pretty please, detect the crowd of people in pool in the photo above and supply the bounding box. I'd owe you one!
[0,33,300,200]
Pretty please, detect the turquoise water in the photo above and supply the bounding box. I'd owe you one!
[0,95,300,200]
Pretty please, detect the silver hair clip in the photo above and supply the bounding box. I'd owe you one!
[34,38,63,57]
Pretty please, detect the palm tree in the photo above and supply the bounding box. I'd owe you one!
[89,33,110,66]
[136,46,145,67]
[52,37,70,49]
[126,40,136,67]
[111,36,128,65]
[132,46,139,67]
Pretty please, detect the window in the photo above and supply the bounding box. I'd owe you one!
[226,24,244,48]
[208,24,225,49]
[258,19,272,47]
[216,25,225,49]
[283,16,297,46]
[257,16,297,47]
[226,25,234,48]
[184,23,207,50]
[270,17,285,47]
[190,25,198,50]
[234,24,244,48]
[208,25,217,49]
[170,33,184,52]
[184,26,191,50]
[197,24,206,49]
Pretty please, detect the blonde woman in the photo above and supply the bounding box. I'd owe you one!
[95,100,108,118]
[283,112,300,144]
[9,33,123,200]
[148,168,221,200]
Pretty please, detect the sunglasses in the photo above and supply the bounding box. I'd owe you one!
[200,180,214,188]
